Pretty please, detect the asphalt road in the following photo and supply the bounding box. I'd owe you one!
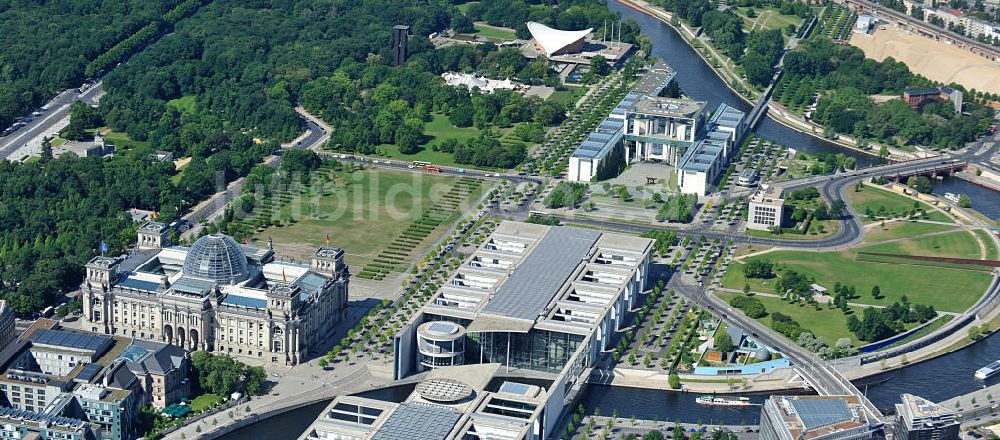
[0,81,104,160]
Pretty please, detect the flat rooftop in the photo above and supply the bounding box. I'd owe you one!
[769,395,869,440]
[481,227,601,321]
[630,96,706,119]
[897,393,954,420]
[751,184,784,203]
[633,61,675,96]
[424,221,652,334]
[678,139,724,173]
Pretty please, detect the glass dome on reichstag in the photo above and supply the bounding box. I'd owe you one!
[182,233,250,284]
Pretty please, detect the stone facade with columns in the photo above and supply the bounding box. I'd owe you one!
[80,223,349,366]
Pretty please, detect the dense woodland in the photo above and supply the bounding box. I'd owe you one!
[0,0,446,314]
[0,0,182,131]
[0,0,640,314]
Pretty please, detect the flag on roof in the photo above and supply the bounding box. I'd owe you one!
[100,241,108,254]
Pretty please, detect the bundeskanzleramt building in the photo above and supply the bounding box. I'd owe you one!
[759,395,885,440]
[81,222,349,366]
[747,184,785,231]
[567,61,747,196]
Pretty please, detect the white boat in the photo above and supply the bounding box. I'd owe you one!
[976,360,1000,380]
[944,192,961,203]
[695,395,754,407]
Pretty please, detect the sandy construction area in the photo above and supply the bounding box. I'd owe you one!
[851,26,1000,94]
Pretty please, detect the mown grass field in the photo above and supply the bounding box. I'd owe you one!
[733,7,804,34]
[847,184,952,223]
[863,221,958,242]
[547,86,588,106]
[166,95,197,114]
[722,234,992,313]
[260,169,474,269]
[716,291,865,344]
[473,22,517,40]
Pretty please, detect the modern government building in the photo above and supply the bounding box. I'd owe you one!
[80,222,350,366]
[567,62,747,196]
[301,221,653,440]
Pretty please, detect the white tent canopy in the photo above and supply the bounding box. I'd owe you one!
[526,21,592,56]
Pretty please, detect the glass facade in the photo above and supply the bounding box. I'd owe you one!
[476,330,585,373]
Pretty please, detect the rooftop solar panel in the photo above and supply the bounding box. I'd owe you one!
[370,402,461,440]
[482,227,600,321]
[118,276,161,292]
[499,381,531,396]
[76,363,103,382]
[221,294,267,308]
[32,329,112,352]
[790,399,854,430]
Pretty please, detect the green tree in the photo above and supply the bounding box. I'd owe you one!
[714,333,735,353]
[590,55,610,76]
[668,372,681,389]
[958,194,972,208]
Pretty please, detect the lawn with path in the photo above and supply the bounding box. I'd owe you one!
[973,229,1000,260]
[721,235,992,313]
[375,113,515,169]
[716,291,866,344]
[863,220,958,243]
[847,184,952,223]
[861,230,984,260]
[733,7,804,32]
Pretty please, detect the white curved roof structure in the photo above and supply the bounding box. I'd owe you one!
[526,22,592,57]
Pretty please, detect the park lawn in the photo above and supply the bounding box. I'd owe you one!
[259,169,466,268]
[862,220,958,243]
[474,22,517,40]
[733,7,803,32]
[166,95,197,114]
[456,1,478,14]
[51,137,67,147]
[746,218,841,240]
[548,86,588,107]
[716,291,865,345]
[189,393,223,412]
[99,128,151,150]
[376,113,481,168]
[847,184,952,224]
[722,247,992,313]
[860,230,984,260]
[377,113,520,170]
[974,229,1000,260]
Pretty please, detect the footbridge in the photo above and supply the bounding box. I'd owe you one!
[675,283,885,425]
[777,156,964,190]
